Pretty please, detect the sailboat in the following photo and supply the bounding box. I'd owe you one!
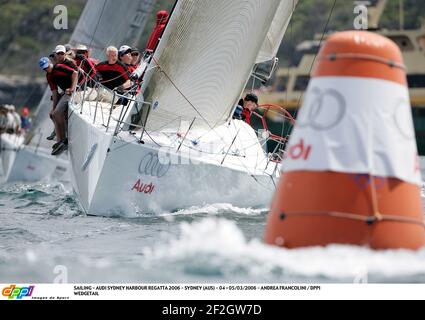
[68,0,298,216]
[0,132,25,183]
[2,0,157,184]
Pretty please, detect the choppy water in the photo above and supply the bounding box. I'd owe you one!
[1,163,425,284]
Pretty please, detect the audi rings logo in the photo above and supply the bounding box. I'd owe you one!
[393,98,415,140]
[138,152,170,178]
[297,87,346,131]
[153,100,159,110]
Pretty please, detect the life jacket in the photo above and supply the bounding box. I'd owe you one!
[146,10,169,52]
[96,60,130,90]
[61,58,86,86]
[75,54,98,81]
[242,108,251,125]
[46,63,77,92]
[127,64,138,73]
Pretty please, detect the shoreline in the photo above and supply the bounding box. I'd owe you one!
[0,74,45,110]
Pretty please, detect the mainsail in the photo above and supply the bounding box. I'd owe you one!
[256,0,298,64]
[140,0,284,132]
[28,0,156,147]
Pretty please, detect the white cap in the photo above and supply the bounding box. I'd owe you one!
[55,45,66,54]
[76,44,88,51]
[119,45,132,54]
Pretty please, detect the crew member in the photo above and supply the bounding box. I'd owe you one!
[74,44,98,85]
[39,56,78,156]
[233,93,259,125]
[20,106,31,132]
[118,45,137,73]
[96,46,131,91]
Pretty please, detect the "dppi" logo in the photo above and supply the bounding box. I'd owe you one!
[2,285,34,300]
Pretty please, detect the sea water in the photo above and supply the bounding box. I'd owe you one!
[1,162,425,283]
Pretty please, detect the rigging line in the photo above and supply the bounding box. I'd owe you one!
[293,0,337,117]
[88,0,108,49]
[149,59,231,147]
[251,73,256,92]
[107,134,141,152]
[280,0,296,141]
[142,115,182,133]
[226,122,273,191]
[141,129,162,147]
[109,123,162,151]
[152,57,213,130]
[232,120,267,159]
[13,81,39,109]
[249,136,277,169]
[109,126,159,153]
[286,0,295,106]
[269,173,277,190]
[176,143,225,156]
[280,211,425,228]
[229,117,274,160]
[230,120,247,157]
[177,117,196,151]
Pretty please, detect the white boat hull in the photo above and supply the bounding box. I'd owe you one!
[4,145,68,184]
[68,103,278,216]
[1,131,69,184]
[0,133,24,183]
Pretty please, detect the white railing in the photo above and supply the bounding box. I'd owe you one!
[71,69,295,168]
[71,70,151,142]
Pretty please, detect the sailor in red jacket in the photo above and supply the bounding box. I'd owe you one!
[74,44,98,85]
[233,93,259,125]
[39,56,78,156]
[145,10,170,53]
[96,46,131,91]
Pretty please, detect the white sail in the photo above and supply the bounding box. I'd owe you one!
[70,0,157,59]
[29,0,157,148]
[256,0,298,64]
[140,0,282,131]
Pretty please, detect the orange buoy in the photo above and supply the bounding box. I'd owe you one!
[264,31,425,250]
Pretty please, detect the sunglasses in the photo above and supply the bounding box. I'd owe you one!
[131,52,140,56]
[120,51,131,57]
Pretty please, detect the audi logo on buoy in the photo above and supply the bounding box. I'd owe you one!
[393,98,415,140]
[138,152,170,178]
[297,87,346,131]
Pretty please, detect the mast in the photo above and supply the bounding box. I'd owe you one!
[399,0,405,30]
